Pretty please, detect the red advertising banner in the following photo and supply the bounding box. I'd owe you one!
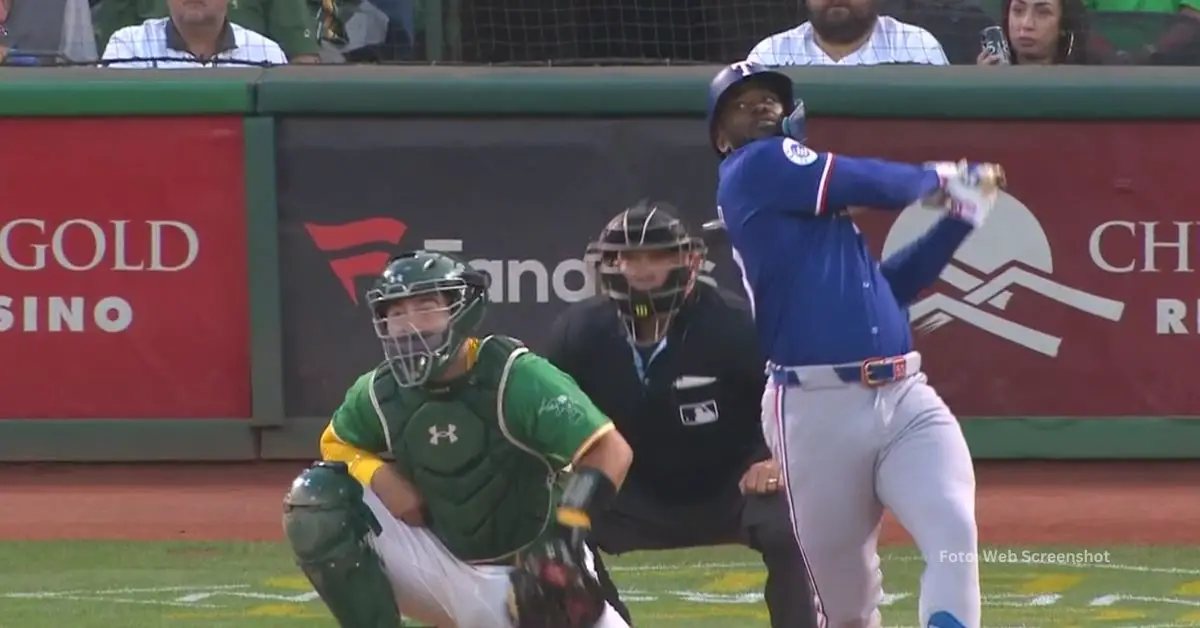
[811,119,1200,417]
[0,117,250,419]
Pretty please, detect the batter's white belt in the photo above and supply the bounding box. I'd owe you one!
[768,352,922,389]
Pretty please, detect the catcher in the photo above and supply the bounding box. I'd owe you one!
[282,249,634,628]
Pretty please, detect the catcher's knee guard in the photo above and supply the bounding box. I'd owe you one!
[282,461,402,628]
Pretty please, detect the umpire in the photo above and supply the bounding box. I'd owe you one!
[543,200,823,628]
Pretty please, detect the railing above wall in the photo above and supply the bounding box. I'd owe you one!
[4,66,1200,118]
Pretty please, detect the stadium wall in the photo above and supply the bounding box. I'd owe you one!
[0,66,1197,462]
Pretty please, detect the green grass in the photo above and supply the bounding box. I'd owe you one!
[3,542,1200,627]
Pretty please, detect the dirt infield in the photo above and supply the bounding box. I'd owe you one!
[1,461,1198,544]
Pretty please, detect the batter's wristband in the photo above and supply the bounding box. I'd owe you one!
[557,467,617,529]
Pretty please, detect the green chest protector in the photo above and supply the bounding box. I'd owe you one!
[371,335,560,564]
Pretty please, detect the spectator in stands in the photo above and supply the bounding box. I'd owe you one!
[101,0,287,67]
[316,0,405,62]
[358,0,413,58]
[978,0,1089,64]
[1085,0,1200,63]
[94,0,318,61]
[746,0,949,65]
[0,0,97,64]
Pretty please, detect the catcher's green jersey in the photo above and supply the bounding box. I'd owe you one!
[329,335,613,563]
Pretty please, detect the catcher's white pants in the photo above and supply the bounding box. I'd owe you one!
[362,487,630,628]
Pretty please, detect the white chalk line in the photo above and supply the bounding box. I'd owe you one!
[609,560,758,572]
[0,584,248,608]
[2,555,1187,594]
[609,556,1200,577]
[3,584,249,596]
[21,595,222,608]
[5,557,1200,621]
[1071,563,1200,576]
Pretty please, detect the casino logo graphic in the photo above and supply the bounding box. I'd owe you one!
[882,193,1125,357]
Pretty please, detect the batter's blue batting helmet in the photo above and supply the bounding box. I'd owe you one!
[706,61,799,156]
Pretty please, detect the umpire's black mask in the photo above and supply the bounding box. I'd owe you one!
[587,201,706,345]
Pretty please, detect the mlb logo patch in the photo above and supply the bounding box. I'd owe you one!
[679,400,720,426]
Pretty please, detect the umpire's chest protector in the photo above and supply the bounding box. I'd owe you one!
[371,336,557,564]
[572,296,765,476]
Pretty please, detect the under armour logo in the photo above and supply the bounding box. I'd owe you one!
[429,424,457,445]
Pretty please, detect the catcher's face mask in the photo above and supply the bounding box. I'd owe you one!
[372,287,464,387]
[589,242,704,346]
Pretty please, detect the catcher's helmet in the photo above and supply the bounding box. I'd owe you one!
[706,61,799,156]
[586,200,706,344]
[366,250,489,388]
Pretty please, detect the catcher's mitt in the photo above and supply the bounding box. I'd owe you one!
[507,536,606,628]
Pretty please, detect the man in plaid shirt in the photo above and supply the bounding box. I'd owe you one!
[101,0,287,67]
[95,0,318,62]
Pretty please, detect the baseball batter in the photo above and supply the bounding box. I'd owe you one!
[281,250,634,628]
[706,61,1004,628]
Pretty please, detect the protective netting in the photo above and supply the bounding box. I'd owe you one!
[2,0,1199,67]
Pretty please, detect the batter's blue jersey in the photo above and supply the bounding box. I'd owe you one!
[716,137,975,367]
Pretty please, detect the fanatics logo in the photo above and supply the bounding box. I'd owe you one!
[305,218,409,304]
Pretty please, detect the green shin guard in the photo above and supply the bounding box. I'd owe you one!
[283,461,403,628]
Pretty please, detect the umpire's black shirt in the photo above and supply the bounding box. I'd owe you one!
[543,283,769,503]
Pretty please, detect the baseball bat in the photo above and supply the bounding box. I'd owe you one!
[700,218,728,247]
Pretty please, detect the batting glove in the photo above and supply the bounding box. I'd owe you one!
[923,160,1005,228]
[924,161,962,181]
[918,161,960,211]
